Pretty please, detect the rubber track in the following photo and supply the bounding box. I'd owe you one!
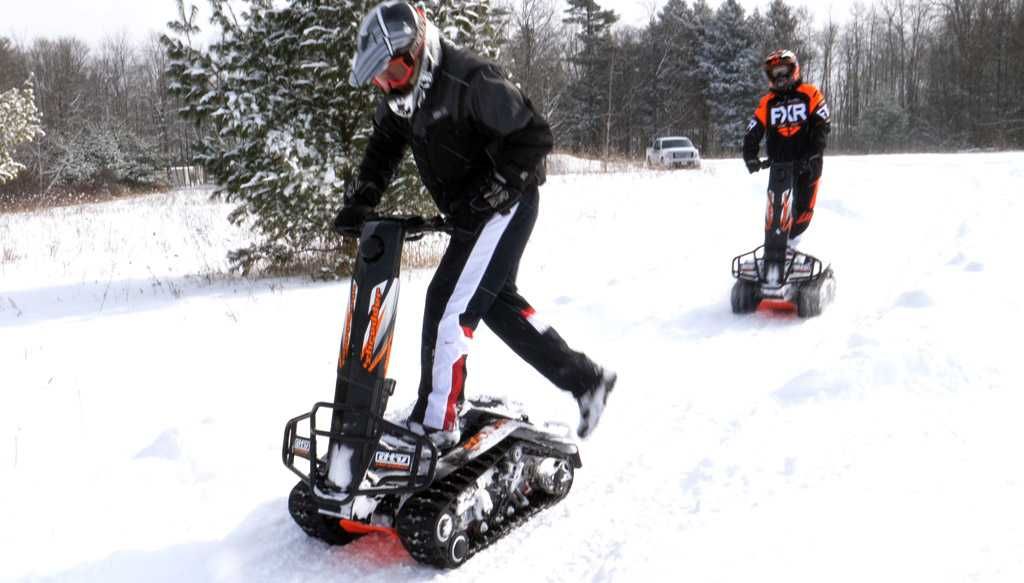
[396,440,570,568]
[287,481,358,546]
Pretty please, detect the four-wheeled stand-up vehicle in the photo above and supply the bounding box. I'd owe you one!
[731,160,836,317]
[282,216,581,569]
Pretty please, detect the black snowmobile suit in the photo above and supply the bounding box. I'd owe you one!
[353,40,602,433]
[354,40,552,215]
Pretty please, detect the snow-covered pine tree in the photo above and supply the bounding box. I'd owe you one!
[759,0,815,71]
[697,0,762,154]
[561,0,619,154]
[651,0,713,146]
[762,0,799,55]
[163,0,499,276]
[425,0,501,60]
[0,80,44,185]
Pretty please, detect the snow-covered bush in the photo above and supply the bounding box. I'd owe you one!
[45,124,162,190]
[163,0,498,277]
[859,99,910,153]
[0,80,44,185]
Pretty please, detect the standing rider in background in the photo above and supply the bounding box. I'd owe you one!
[743,50,831,248]
[335,1,616,449]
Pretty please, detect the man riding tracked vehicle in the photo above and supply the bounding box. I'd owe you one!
[336,1,617,449]
[743,49,831,248]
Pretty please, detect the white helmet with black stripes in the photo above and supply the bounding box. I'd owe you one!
[350,1,442,118]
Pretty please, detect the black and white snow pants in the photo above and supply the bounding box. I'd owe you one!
[409,189,602,431]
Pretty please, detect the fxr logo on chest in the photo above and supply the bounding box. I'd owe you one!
[771,103,808,125]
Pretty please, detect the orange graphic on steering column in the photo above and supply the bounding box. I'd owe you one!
[362,288,385,371]
[781,192,794,232]
[338,283,357,368]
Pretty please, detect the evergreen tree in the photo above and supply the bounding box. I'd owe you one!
[652,0,712,148]
[763,0,800,55]
[607,27,649,156]
[427,0,501,59]
[0,80,44,185]
[0,38,27,91]
[163,0,499,276]
[859,98,909,153]
[561,0,618,153]
[697,0,761,154]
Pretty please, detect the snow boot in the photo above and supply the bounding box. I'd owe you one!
[576,369,617,438]
[406,420,462,451]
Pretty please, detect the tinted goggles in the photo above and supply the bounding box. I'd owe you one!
[372,52,417,94]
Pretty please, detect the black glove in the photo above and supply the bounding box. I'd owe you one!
[467,171,522,215]
[344,179,382,208]
[332,180,381,234]
[745,158,762,174]
[332,203,373,234]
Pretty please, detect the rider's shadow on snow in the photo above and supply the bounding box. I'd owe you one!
[662,299,803,340]
[36,500,439,583]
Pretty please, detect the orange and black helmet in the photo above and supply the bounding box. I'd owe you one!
[764,49,800,91]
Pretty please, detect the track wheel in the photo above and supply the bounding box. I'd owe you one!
[433,508,470,568]
[797,269,835,318]
[796,286,822,318]
[446,531,471,567]
[287,481,361,546]
[535,458,575,498]
[731,280,759,314]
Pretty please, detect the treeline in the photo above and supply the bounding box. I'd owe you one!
[0,34,201,198]
[3,0,1022,202]
[497,0,1024,157]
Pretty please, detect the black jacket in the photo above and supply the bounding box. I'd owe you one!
[355,41,553,215]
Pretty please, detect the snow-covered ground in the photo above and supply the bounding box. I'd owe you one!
[2,153,1024,582]
[546,153,642,174]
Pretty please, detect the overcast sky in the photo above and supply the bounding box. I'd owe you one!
[3,0,862,48]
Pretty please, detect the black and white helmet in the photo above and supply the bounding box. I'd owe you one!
[350,1,441,118]
[349,1,424,89]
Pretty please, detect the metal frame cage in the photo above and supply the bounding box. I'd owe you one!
[283,402,439,510]
[732,245,828,284]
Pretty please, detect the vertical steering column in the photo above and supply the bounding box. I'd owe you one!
[326,220,408,491]
[763,162,796,269]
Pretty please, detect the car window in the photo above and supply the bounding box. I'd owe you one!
[661,139,693,149]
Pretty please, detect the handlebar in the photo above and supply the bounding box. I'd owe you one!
[754,155,821,172]
[334,215,452,239]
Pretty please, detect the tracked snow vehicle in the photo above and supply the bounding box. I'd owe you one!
[731,160,835,317]
[282,216,580,568]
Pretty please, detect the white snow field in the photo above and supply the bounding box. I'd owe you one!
[2,153,1024,583]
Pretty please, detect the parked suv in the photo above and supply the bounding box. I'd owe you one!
[646,137,701,169]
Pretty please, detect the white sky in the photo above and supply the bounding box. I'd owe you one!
[616,0,861,26]
[3,0,863,48]
[4,1,186,46]
[2,0,245,47]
